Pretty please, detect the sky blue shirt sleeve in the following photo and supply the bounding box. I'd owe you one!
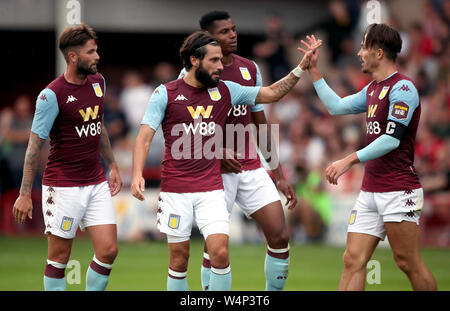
[178,68,187,79]
[223,80,260,107]
[31,88,59,140]
[141,85,168,131]
[387,79,419,126]
[251,62,264,113]
[313,78,368,115]
[356,134,400,162]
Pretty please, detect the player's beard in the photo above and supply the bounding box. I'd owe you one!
[77,58,97,76]
[195,62,221,88]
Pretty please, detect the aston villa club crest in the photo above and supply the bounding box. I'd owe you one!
[60,216,74,232]
[92,83,103,97]
[208,87,221,101]
[349,210,357,225]
[239,67,251,81]
[168,214,180,229]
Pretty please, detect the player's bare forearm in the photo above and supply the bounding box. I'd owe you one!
[309,67,323,83]
[99,124,117,169]
[132,125,155,177]
[131,125,155,201]
[20,132,45,196]
[326,152,360,185]
[255,73,300,103]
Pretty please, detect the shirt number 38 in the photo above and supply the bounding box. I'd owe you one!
[366,121,381,135]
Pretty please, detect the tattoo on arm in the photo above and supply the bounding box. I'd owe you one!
[99,124,116,168]
[20,132,45,196]
[272,73,299,98]
[256,73,300,103]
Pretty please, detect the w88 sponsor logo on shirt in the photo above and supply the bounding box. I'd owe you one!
[75,105,102,137]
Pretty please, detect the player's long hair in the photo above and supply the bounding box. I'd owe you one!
[364,23,402,62]
[58,23,98,63]
[179,31,219,71]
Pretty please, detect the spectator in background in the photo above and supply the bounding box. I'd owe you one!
[120,71,154,133]
[103,89,129,146]
[253,12,294,83]
[320,0,358,64]
[151,61,178,86]
[0,95,33,188]
[289,166,332,242]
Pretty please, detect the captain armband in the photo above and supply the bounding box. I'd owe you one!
[385,120,407,140]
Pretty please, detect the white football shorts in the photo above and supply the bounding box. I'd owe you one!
[347,188,423,240]
[222,167,281,217]
[42,181,116,239]
[157,189,229,242]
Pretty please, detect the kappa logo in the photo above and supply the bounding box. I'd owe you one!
[405,210,416,217]
[66,95,77,103]
[40,94,48,101]
[46,196,55,205]
[399,84,411,92]
[175,94,188,101]
[405,199,416,207]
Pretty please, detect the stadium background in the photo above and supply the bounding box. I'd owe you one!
[0,0,448,291]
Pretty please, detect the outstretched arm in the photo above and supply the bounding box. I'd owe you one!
[12,132,45,224]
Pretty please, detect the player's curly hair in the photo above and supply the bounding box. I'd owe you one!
[58,23,97,63]
[364,23,402,62]
[199,11,231,31]
[179,30,220,71]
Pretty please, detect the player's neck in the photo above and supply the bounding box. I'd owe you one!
[221,53,233,66]
[183,71,204,88]
[372,63,397,83]
[64,67,88,85]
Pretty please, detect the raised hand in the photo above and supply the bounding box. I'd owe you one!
[298,35,321,70]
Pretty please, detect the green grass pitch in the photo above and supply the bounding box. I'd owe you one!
[0,235,449,291]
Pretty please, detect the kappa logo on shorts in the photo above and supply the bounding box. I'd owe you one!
[60,216,74,232]
[349,210,357,225]
[168,214,181,229]
[405,210,416,217]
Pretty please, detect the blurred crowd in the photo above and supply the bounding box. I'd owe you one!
[0,0,448,245]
